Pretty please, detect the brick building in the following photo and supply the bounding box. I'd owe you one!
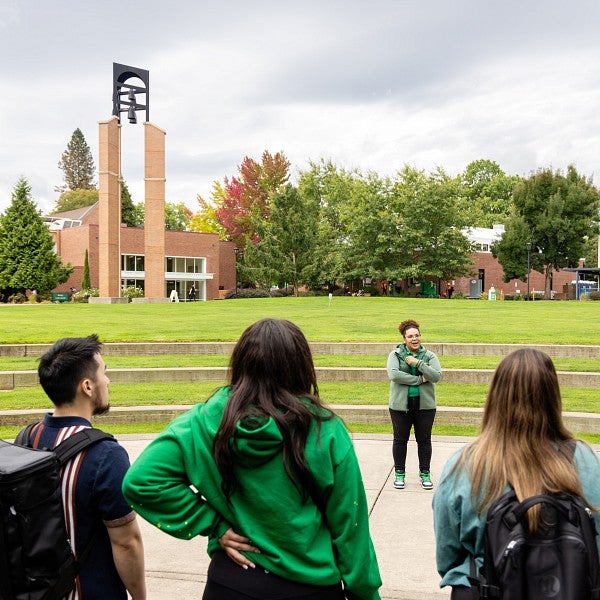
[450,225,577,299]
[46,203,236,301]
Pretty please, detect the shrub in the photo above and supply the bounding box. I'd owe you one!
[72,288,99,303]
[224,288,270,299]
[580,293,590,302]
[297,289,329,297]
[269,287,294,297]
[363,285,380,297]
[589,291,600,301]
[8,292,27,304]
[122,286,144,301]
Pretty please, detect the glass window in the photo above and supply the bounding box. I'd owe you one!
[122,255,145,272]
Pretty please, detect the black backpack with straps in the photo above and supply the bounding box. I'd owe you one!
[470,442,600,599]
[0,426,114,600]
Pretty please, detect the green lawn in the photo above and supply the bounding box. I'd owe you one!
[2,354,600,372]
[2,381,599,413]
[0,296,599,344]
[2,297,599,439]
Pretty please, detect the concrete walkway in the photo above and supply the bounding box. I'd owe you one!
[121,434,469,600]
[124,433,599,599]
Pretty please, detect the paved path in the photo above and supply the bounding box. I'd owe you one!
[121,434,473,600]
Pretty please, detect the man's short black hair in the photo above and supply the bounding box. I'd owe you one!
[38,334,103,406]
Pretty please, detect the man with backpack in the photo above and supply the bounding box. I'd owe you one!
[4,335,146,600]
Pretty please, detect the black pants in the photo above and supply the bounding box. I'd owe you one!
[451,585,479,599]
[203,552,344,600]
[389,407,436,471]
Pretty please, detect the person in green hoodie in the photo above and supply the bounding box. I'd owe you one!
[387,319,442,491]
[122,318,381,600]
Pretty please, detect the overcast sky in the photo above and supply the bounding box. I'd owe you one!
[1,0,600,216]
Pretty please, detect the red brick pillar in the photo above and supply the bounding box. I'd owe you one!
[98,117,121,298]
[144,123,166,299]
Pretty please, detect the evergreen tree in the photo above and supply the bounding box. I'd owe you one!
[245,184,317,293]
[0,178,73,299]
[56,128,96,192]
[82,249,91,290]
[121,180,143,227]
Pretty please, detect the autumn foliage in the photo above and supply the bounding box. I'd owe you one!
[197,151,290,249]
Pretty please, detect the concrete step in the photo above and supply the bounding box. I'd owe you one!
[2,366,600,390]
[1,342,599,358]
[2,405,599,434]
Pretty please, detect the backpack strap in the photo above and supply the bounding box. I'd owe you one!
[53,428,115,465]
[14,423,37,446]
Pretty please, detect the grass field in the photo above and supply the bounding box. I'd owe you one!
[1,297,599,441]
[0,296,599,343]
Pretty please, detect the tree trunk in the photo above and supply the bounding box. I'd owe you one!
[544,264,553,298]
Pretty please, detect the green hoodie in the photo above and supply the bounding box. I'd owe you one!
[122,387,382,600]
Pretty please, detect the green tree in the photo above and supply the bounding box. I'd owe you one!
[53,188,98,213]
[56,128,96,193]
[457,160,520,227]
[297,160,358,288]
[387,166,473,289]
[120,180,144,227]
[244,184,317,293]
[165,202,193,230]
[0,178,73,299]
[492,166,600,295]
[82,249,91,290]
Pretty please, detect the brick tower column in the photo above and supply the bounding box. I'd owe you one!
[144,123,166,299]
[98,116,121,298]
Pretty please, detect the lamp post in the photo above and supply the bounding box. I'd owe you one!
[234,248,239,297]
[526,242,532,300]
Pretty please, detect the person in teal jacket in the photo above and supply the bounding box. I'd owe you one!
[387,319,442,490]
[433,348,600,599]
[123,318,381,600]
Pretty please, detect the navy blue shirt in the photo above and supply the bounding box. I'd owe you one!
[25,415,134,600]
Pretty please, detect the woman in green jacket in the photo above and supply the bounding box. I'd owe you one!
[387,319,442,490]
[123,318,381,600]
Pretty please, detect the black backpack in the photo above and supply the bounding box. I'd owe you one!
[0,426,114,600]
[472,473,600,599]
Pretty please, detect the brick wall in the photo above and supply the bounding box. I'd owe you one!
[51,224,233,300]
[451,251,576,298]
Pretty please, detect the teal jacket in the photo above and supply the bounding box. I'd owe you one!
[387,344,442,411]
[122,386,382,600]
[432,441,600,589]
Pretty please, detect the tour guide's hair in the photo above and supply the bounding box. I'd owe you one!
[399,319,420,336]
[213,318,333,503]
[38,334,103,407]
[454,348,587,531]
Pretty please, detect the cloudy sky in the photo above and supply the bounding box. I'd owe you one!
[1,0,600,216]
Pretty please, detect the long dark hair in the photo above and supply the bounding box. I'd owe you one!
[213,318,333,502]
